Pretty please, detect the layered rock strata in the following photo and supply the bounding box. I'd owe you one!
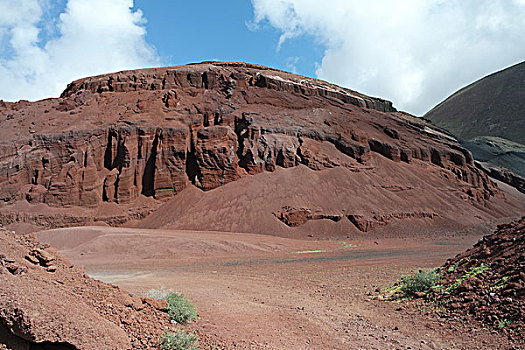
[0,62,496,213]
[274,206,438,232]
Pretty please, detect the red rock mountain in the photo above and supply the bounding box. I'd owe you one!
[0,62,523,235]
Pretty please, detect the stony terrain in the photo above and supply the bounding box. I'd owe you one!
[0,225,222,349]
[433,217,524,338]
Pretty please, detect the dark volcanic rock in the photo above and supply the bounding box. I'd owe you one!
[424,61,525,180]
[475,161,525,194]
[424,61,525,145]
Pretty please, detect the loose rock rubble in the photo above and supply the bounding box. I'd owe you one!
[0,226,223,349]
[431,218,524,339]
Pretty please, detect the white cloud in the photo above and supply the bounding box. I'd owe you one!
[0,0,158,101]
[251,0,525,115]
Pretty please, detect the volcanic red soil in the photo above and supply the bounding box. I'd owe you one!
[36,217,523,349]
[1,62,525,349]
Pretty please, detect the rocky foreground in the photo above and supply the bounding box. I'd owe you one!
[434,217,524,338]
[0,225,221,349]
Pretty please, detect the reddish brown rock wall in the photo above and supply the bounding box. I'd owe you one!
[0,62,497,211]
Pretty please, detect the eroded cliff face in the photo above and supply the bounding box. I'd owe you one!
[0,62,495,214]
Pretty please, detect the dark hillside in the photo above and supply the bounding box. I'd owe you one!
[425,61,525,178]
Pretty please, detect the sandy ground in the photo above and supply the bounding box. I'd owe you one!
[37,223,521,350]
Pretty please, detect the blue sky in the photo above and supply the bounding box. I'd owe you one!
[1,0,524,115]
[133,0,323,77]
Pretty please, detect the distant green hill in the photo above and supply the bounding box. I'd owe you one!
[425,61,525,178]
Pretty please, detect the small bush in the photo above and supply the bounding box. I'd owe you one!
[399,270,440,297]
[160,331,198,350]
[166,292,198,324]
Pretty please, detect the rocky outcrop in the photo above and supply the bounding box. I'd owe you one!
[429,217,525,338]
[0,62,498,217]
[0,126,188,207]
[0,226,171,349]
[475,161,525,194]
[273,207,344,227]
[273,207,312,227]
[0,123,493,210]
[274,207,437,232]
[61,62,396,113]
[346,212,438,232]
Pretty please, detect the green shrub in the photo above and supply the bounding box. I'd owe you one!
[166,292,198,324]
[399,270,440,297]
[160,331,198,350]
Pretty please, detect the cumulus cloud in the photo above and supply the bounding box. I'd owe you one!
[251,0,525,115]
[0,0,158,101]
